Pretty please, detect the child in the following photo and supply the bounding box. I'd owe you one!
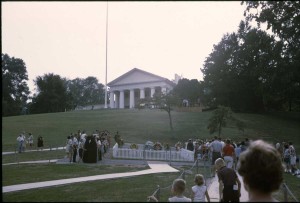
[148,179,191,202]
[191,174,210,202]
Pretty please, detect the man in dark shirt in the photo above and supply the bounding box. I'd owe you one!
[187,139,194,151]
[215,158,241,202]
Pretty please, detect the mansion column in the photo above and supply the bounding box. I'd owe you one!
[115,94,119,108]
[130,89,135,108]
[140,88,145,99]
[162,87,167,94]
[150,87,155,97]
[109,91,114,108]
[119,90,124,109]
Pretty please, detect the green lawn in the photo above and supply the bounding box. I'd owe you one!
[2,109,300,202]
[3,109,300,151]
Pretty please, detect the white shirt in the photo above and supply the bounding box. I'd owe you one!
[210,140,222,152]
[72,137,78,146]
[192,185,207,202]
[81,133,87,140]
[220,141,225,149]
[168,196,191,202]
[235,146,241,158]
[17,136,24,142]
[67,139,72,146]
[28,135,33,142]
[97,140,102,147]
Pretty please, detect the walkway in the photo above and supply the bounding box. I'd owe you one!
[2,147,65,155]
[3,160,178,193]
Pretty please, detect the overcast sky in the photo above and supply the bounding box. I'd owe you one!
[2,1,247,94]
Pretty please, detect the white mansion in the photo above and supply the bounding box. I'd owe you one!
[108,68,179,109]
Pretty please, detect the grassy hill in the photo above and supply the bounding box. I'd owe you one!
[2,109,300,151]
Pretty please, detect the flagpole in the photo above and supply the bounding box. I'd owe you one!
[104,1,108,108]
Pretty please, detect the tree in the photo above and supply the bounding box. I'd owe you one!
[207,106,232,137]
[30,73,69,114]
[173,78,201,106]
[82,77,105,105]
[201,32,240,109]
[65,78,85,109]
[243,1,300,111]
[152,91,180,134]
[201,21,283,112]
[2,53,30,116]
[66,77,105,109]
[235,22,283,112]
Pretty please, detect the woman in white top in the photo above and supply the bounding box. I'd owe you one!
[27,133,34,148]
[65,135,73,160]
[191,174,210,202]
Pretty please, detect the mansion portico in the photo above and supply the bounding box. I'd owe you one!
[108,68,176,109]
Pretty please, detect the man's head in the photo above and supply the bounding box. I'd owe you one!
[237,140,283,194]
[215,158,225,171]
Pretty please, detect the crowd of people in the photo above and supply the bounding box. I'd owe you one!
[184,136,299,177]
[64,129,111,163]
[149,139,291,202]
[276,141,299,176]
[16,132,44,153]
[16,131,299,176]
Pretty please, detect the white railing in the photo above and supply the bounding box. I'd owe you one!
[112,143,194,162]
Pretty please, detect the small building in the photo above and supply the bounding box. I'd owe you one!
[108,68,176,109]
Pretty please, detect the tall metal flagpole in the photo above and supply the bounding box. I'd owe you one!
[104,1,108,108]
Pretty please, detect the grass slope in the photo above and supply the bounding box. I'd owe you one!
[3,109,299,150]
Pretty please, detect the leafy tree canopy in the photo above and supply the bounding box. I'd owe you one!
[2,53,30,116]
[30,73,69,114]
[173,78,202,107]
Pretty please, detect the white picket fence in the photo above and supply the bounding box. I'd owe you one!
[112,143,194,162]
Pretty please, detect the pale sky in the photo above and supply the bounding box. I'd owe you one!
[2,1,247,95]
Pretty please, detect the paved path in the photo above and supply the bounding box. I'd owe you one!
[207,173,248,202]
[3,161,178,193]
[2,147,65,155]
[3,159,59,166]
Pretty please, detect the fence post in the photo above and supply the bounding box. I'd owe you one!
[156,185,160,201]
[283,183,288,202]
[182,170,185,180]
[165,150,167,162]
[169,148,171,165]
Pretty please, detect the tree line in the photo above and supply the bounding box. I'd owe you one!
[2,1,299,116]
[2,53,105,116]
[201,1,300,112]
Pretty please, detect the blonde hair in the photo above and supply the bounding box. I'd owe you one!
[171,179,186,195]
[215,158,225,170]
[194,174,205,186]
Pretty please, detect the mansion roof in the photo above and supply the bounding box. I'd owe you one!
[107,68,176,88]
